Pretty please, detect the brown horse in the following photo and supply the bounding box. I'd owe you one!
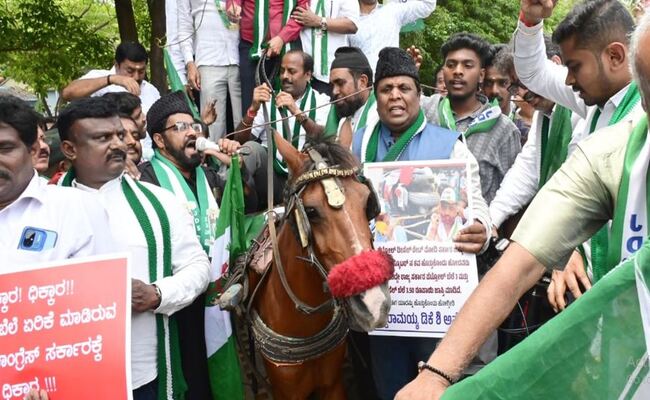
[246,133,394,400]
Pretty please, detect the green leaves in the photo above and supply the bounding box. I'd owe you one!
[0,0,115,110]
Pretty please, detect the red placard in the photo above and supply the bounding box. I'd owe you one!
[0,255,131,400]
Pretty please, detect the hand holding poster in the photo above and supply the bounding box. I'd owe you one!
[0,255,131,400]
[364,160,479,338]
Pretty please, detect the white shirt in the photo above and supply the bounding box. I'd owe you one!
[513,20,643,136]
[489,107,586,228]
[349,0,436,71]
[178,0,239,67]
[166,0,188,84]
[251,88,331,146]
[80,67,161,113]
[73,176,210,389]
[1,172,115,270]
[299,0,359,82]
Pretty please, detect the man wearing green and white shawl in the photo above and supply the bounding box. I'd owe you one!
[324,46,378,149]
[57,96,210,400]
[421,33,522,204]
[234,50,330,201]
[395,7,650,400]
[513,0,644,312]
[137,91,257,398]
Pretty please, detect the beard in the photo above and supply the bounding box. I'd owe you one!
[167,142,201,170]
[335,94,365,118]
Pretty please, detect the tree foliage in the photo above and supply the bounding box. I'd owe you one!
[401,0,580,86]
[0,0,117,111]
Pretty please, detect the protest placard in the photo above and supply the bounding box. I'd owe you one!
[364,160,479,338]
[0,255,131,400]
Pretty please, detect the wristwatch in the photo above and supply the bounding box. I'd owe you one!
[152,284,162,309]
[320,17,328,31]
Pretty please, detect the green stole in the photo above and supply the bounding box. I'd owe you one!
[150,150,219,253]
[363,109,427,163]
[250,0,296,59]
[589,82,642,281]
[437,97,501,138]
[215,0,239,30]
[269,85,316,175]
[607,115,650,269]
[538,106,574,188]
[62,171,187,400]
[311,0,328,77]
[324,91,376,139]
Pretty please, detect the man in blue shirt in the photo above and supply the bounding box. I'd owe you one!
[351,47,492,399]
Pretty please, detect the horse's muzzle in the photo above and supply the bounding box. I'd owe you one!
[327,250,395,298]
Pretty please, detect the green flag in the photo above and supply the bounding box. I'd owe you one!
[163,48,200,120]
[206,156,264,400]
[443,239,650,399]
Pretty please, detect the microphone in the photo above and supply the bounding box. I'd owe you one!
[196,137,221,152]
[196,137,248,156]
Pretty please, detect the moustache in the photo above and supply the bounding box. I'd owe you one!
[107,150,126,162]
[38,149,50,158]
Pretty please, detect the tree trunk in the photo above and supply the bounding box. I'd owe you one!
[115,0,138,42]
[147,0,168,94]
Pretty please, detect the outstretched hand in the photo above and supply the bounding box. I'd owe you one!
[520,0,558,25]
[406,45,423,71]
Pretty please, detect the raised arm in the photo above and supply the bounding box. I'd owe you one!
[393,0,437,27]
[61,73,140,101]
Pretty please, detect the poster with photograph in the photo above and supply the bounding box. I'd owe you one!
[364,160,479,338]
[0,255,131,399]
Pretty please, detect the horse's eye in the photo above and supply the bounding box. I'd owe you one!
[305,207,320,220]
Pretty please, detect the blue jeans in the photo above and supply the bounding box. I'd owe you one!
[369,336,440,400]
[133,378,157,400]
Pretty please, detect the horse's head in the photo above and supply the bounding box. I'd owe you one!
[276,132,394,331]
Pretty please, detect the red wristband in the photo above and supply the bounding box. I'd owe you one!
[519,10,539,28]
[247,107,257,119]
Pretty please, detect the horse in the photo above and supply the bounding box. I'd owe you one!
[244,132,395,400]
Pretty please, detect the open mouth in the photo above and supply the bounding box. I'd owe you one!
[185,140,197,150]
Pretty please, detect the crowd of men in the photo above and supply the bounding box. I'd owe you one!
[4,0,650,399]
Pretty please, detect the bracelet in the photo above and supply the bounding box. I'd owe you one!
[518,10,541,28]
[241,118,251,128]
[417,361,455,385]
[107,74,112,86]
[247,107,257,119]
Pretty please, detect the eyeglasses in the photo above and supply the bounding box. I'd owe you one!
[507,81,528,96]
[162,121,203,134]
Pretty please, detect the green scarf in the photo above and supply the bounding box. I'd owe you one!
[150,150,220,253]
[437,97,501,138]
[269,86,316,175]
[590,82,642,281]
[62,171,187,400]
[215,0,238,30]
[250,0,296,59]
[311,0,328,76]
[324,91,376,139]
[362,109,426,163]
[538,106,573,188]
[607,115,650,273]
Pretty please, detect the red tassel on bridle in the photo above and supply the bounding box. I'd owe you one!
[327,250,395,298]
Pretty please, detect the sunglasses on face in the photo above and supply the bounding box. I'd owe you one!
[162,121,203,134]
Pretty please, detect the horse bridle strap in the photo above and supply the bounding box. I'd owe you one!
[250,306,348,365]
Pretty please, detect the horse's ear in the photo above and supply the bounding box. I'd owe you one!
[274,130,308,175]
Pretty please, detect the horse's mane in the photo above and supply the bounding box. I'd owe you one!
[296,136,360,176]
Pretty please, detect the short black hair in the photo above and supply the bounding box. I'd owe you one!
[115,41,149,64]
[441,33,492,68]
[552,0,635,53]
[285,50,314,74]
[486,44,508,68]
[57,97,119,142]
[0,95,41,147]
[102,92,142,116]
